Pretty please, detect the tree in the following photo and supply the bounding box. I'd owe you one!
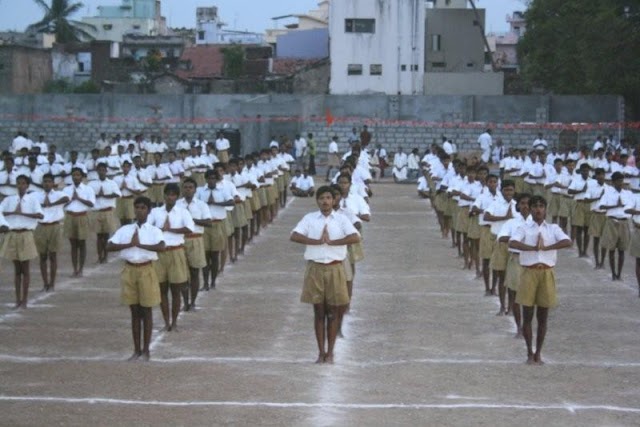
[27,0,96,43]
[221,44,245,78]
[518,0,640,117]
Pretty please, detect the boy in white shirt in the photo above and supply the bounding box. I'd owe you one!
[291,169,315,197]
[63,168,96,277]
[509,195,571,365]
[290,186,360,364]
[0,175,41,309]
[34,173,69,291]
[107,196,165,361]
[88,163,122,264]
[147,183,195,332]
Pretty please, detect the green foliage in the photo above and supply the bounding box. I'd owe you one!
[518,0,640,116]
[43,79,100,93]
[72,80,100,93]
[143,48,163,73]
[28,0,96,43]
[221,44,245,78]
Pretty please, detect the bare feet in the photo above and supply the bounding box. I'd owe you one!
[127,352,142,361]
[496,308,506,316]
[484,290,492,297]
[315,353,325,364]
[201,285,210,291]
[526,354,535,365]
[324,354,334,364]
[20,301,27,309]
[170,324,178,332]
[13,302,21,310]
[533,354,544,365]
[141,352,150,362]
[514,331,523,339]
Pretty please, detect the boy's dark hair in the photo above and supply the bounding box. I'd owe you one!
[134,196,152,211]
[315,185,334,200]
[529,195,547,208]
[164,183,180,196]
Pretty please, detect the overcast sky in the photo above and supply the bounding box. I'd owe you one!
[0,0,526,34]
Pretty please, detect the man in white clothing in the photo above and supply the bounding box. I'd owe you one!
[478,129,493,164]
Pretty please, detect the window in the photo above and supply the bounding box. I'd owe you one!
[431,34,441,52]
[345,19,375,33]
[103,24,113,30]
[411,65,419,71]
[198,31,205,40]
[400,64,407,71]
[132,24,141,30]
[347,64,363,75]
[431,62,446,68]
[370,64,382,75]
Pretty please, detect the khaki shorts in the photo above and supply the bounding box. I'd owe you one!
[558,196,573,218]
[92,209,117,234]
[600,218,630,251]
[588,212,606,238]
[467,215,481,240]
[251,190,261,212]
[457,206,470,234]
[516,266,557,308]
[224,212,234,236]
[34,223,62,255]
[490,241,509,271]
[267,185,278,205]
[154,247,189,284]
[121,262,161,307]
[185,235,207,269]
[450,203,460,231]
[513,176,525,194]
[434,192,447,213]
[277,176,285,193]
[300,261,349,306]
[149,184,165,204]
[243,199,253,221]
[327,153,341,167]
[116,197,134,221]
[258,187,268,207]
[505,253,522,292]
[203,221,226,252]
[0,231,38,261]
[573,201,592,227]
[217,150,229,163]
[548,193,561,217]
[479,227,495,260]
[342,258,353,282]
[348,242,365,264]
[231,203,248,228]
[64,212,89,240]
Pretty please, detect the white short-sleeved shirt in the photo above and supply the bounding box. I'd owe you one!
[88,178,122,210]
[33,190,67,223]
[147,205,195,247]
[109,222,164,263]
[63,162,88,185]
[510,221,570,267]
[146,163,173,184]
[215,138,230,151]
[296,176,315,192]
[176,197,211,234]
[176,140,191,152]
[498,213,530,253]
[598,187,634,219]
[0,193,43,230]
[292,210,359,263]
[197,185,233,220]
[328,141,338,154]
[63,183,96,213]
[342,193,370,218]
[589,183,608,213]
[568,176,596,201]
[294,138,307,157]
[168,161,185,183]
[458,180,483,207]
[485,198,517,235]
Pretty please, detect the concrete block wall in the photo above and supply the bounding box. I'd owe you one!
[0,94,624,159]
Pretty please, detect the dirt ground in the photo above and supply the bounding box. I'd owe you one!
[1,182,639,426]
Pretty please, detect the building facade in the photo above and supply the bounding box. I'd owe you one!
[487,11,526,72]
[329,0,425,95]
[0,46,52,94]
[82,0,167,42]
[196,6,264,45]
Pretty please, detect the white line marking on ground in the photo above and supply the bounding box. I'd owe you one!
[0,395,638,413]
[2,354,640,368]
